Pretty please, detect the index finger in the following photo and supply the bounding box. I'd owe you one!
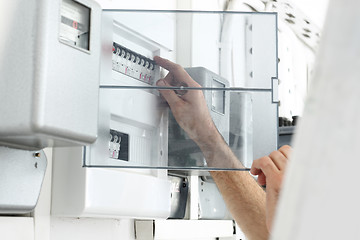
[154,56,202,89]
[154,56,182,73]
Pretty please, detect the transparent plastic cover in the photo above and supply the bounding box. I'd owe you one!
[84,10,278,171]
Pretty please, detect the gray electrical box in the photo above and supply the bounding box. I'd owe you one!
[168,67,230,169]
[0,0,102,150]
[0,147,47,214]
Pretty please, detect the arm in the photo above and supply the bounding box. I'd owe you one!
[154,56,289,239]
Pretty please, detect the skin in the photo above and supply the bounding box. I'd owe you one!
[154,56,290,239]
[250,145,291,231]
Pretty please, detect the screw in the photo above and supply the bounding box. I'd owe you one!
[33,152,41,158]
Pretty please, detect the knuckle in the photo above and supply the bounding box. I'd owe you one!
[253,156,265,165]
[269,150,281,160]
[173,64,183,71]
[279,145,292,158]
[280,145,291,151]
[258,156,273,169]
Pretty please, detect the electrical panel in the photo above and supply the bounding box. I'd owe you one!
[52,10,278,219]
[51,10,174,219]
[78,10,172,170]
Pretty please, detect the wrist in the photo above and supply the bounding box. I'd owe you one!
[194,124,225,154]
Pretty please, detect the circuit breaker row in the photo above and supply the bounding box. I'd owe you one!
[112,42,156,85]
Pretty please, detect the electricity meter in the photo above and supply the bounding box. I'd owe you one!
[0,0,102,150]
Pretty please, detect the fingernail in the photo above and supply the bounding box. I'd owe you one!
[156,79,166,86]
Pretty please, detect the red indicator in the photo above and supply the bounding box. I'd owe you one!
[72,21,78,29]
[112,47,115,52]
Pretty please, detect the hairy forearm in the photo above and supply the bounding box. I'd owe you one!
[211,171,268,240]
[155,56,269,239]
[196,131,269,239]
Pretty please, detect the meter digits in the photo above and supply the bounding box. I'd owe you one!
[59,0,90,51]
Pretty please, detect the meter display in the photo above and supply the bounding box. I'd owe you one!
[59,0,90,50]
[212,79,226,114]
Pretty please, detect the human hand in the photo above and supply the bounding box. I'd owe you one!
[154,56,220,146]
[250,145,292,231]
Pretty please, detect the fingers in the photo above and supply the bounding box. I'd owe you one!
[257,172,267,186]
[156,79,184,108]
[154,56,201,88]
[250,156,279,177]
[278,145,292,159]
[154,56,183,74]
[268,145,291,170]
[250,146,292,188]
[250,156,280,188]
[252,146,291,174]
[268,150,287,171]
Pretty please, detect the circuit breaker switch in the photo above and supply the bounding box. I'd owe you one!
[121,49,126,58]
[126,52,131,60]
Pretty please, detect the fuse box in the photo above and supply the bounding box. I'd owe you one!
[52,10,278,219]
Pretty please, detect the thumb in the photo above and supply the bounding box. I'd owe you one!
[156,79,183,108]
